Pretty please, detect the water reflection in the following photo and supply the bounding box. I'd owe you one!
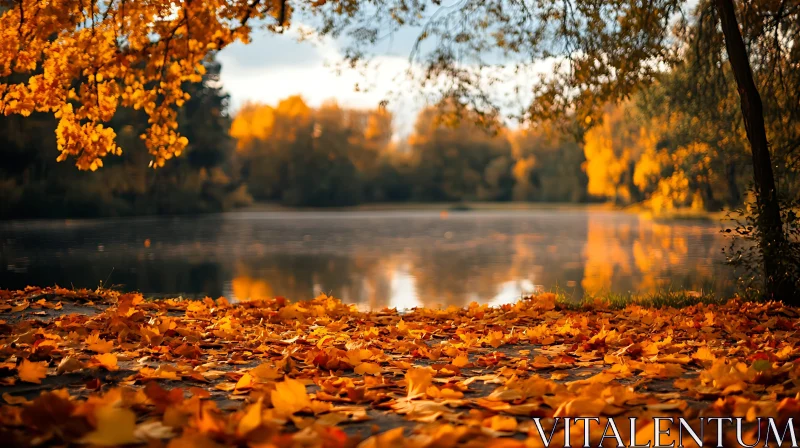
[0,210,734,308]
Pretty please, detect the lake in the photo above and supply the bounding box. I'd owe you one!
[0,209,736,308]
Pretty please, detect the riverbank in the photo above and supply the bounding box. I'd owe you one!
[0,287,792,447]
[235,201,735,222]
[0,199,737,224]
[233,201,613,213]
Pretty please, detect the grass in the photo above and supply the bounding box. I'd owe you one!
[552,289,732,310]
[622,203,738,223]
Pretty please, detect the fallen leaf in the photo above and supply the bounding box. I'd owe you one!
[135,420,175,440]
[2,393,30,405]
[86,332,115,353]
[693,347,716,363]
[354,362,382,375]
[90,353,119,371]
[484,415,518,432]
[406,368,433,399]
[452,354,469,367]
[57,356,85,374]
[80,405,138,446]
[271,377,312,415]
[18,359,48,384]
[237,398,262,436]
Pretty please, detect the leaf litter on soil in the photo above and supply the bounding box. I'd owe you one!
[0,286,799,447]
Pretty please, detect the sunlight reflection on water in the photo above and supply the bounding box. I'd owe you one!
[0,209,735,308]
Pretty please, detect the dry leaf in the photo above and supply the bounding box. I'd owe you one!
[18,359,48,384]
[57,356,85,374]
[90,353,119,371]
[406,368,433,399]
[237,398,262,436]
[81,405,139,446]
[354,362,382,375]
[271,377,312,415]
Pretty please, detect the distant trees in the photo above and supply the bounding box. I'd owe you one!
[509,127,587,203]
[231,96,390,206]
[225,87,789,214]
[405,103,514,202]
[229,96,591,207]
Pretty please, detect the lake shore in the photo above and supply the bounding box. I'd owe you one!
[235,201,736,223]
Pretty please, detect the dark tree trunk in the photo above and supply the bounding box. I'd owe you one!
[725,161,740,207]
[715,0,790,301]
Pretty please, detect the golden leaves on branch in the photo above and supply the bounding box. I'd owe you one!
[0,1,293,170]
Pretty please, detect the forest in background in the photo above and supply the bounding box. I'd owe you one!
[1,47,798,218]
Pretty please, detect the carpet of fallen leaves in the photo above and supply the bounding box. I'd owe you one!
[1,286,799,447]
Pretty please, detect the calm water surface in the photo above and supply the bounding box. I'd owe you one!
[0,209,735,308]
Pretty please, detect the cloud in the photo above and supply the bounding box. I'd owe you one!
[217,31,426,136]
[216,24,561,138]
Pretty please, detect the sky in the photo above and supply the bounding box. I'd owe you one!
[216,24,430,137]
[215,17,557,138]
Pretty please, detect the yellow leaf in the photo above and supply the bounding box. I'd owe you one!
[271,378,311,415]
[642,363,684,378]
[90,353,119,371]
[250,363,281,381]
[194,401,225,434]
[86,332,114,353]
[553,396,607,417]
[354,362,382,376]
[776,345,794,361]
[357,427,405,448]
[692,347,716,362]
[237,398,262,436]
[81,405,138,446]
[140,365,181,380]
[345,348,374,366]
[406,368,433,399]
[164,431,219,448]
[484,415,518,432]
[452,354,469,367]
[3,393,30,405]
[235,373,254,391]
[18,359,48,384]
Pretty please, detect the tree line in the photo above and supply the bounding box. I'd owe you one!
[230,95,589,207]
[2,51,798,218]
[228,38,800,215]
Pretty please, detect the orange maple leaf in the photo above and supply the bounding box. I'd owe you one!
[18,359,48,384]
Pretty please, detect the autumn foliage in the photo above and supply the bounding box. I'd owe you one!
[0,0,286,170]
[1,287,799,446]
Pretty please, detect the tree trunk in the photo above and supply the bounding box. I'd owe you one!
[725,161,740,207]
[714,0,790,301]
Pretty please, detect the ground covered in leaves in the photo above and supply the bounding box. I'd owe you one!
[1,287,799,447]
